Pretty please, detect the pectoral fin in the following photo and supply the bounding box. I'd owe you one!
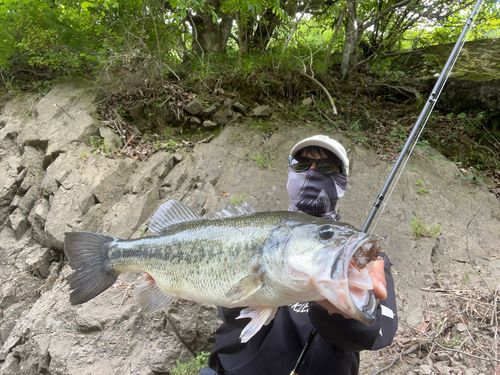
[237,306,278,343]
[134,279,176,312]
[225,272,264,303]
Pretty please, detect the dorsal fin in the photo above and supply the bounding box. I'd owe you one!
[148,200,202,235]
[206,201,256,219]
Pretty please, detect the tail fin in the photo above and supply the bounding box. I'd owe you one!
[64,232,119,305]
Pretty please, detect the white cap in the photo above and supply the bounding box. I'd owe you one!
[290,135,349,175]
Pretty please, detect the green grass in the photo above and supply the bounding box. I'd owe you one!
[170,352,210,375]
[410,212,441,238]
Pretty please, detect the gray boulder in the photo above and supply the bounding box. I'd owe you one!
[248,105,271,117]
[184,98,204,115]
[213,108,234,125]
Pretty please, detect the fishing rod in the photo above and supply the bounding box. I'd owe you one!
[290,0,484,373]
[290,328,317,375]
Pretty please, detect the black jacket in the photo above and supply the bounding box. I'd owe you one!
[207,253,398,375]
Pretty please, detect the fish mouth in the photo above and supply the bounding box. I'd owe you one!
[313,232,383,325]
[341,233,382,325]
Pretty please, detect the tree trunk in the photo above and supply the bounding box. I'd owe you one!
[236,12,255,57]
[250,9,282,52]
[324,6,347,67]
[340,0,364,79]
[189,5,234,57]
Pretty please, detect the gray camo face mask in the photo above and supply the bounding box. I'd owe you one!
[287,168,347,221]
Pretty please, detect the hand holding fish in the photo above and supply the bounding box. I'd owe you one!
[316,258,387,317]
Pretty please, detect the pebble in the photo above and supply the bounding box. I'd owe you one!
[436,353,450,362]
[420,364,433,375]
[434,362,451,374]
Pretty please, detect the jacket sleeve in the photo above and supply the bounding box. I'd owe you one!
[308,253,398,352]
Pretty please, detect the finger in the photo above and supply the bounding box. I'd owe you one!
[370,259,387,300]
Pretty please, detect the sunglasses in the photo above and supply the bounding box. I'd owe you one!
[289,156,340,174]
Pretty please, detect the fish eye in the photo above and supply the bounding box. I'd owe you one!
[318,225,335,240]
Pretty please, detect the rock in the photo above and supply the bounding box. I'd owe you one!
[456,322,467,332]
[25,245,51,278]
[419,364,433,375]
[29,199,50,246]
[248,105,271,117]
[129,103,145,121]
[99,126,123,152]
[0,155,22,226]
[302,97,313,106]
[202,120,218,130]
[1,353,20,374]
[231,102,247,116]
[8,208,28,240]
[184,98,204,115]
[223,98,233,107]
[434,363,452,374]
[75,316,102,332]
[17,77,100,158]
[189,116,202,125]
[213,108,234,125]
[200,105,218,118]
[436,353,450,362]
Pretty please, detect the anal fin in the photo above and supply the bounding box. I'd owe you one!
[237,307,279,343]
[133,279,176,312]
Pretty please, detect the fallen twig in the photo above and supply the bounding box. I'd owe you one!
[372,345,419,375]
[54,103,75,120]
[197,134,214,144]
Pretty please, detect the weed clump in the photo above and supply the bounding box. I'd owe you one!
[170,352,209,375]
[410,211,441,238]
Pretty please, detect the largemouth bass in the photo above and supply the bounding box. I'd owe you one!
[64,200,382,343]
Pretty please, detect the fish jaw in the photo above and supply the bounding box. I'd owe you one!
[312,233,379,325]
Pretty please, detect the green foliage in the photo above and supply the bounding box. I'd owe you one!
[247,151,273,170]
[221,0,288,20]
[410,212,441,238]
[350,119,361,132]
[458,172,484,184]
[170,352,209,375]
[80,150,90,160]
[90,136,112,154]
[0,0,88,70]
[390,128,407,152]
[1,0,499,95]
[250,121,276,133]
[415,179,428,193]
[231,193,248,206]
[416,140,430,149]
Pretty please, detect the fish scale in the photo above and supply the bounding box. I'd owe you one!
[108,214,284,305]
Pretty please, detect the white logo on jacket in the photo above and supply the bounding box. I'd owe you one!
[289,302,309,313]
